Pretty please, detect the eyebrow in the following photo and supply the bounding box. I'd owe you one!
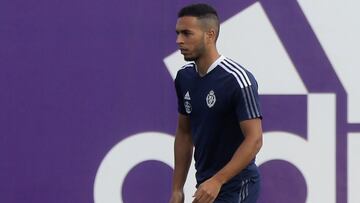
[176,29,192,34]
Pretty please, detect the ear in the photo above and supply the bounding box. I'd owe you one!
[206,28,217,43]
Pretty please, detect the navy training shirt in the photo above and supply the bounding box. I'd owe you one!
[174,55,262,191]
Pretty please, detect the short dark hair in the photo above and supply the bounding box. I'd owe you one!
[178,3,218,19]
[178,3,220,41]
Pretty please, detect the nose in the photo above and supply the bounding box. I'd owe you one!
[176,34,184,45]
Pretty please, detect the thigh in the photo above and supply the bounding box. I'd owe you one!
[238,176,260,203]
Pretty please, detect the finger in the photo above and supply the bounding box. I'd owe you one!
[193,189,205,202]
[197,190,212,203]
[201,191,217,203]
[209,196,216,203]
[192,189,198,197]
[204,194,214,203]
[192,196,201,203]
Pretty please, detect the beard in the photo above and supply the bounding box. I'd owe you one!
[182,42,206,62]
[184,55,199,61]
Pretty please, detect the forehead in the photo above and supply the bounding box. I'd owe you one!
[176,16,202,30]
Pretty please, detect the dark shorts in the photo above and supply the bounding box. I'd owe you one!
[214,175,260,203]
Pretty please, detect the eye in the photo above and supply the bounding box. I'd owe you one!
[183,31,192,36]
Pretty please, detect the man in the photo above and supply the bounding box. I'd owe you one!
[169,3,263,203]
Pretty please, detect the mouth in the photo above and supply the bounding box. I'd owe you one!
[180,48,189,54]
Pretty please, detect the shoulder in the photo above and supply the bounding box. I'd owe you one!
[176,62,196,81]
[218,57,258,88]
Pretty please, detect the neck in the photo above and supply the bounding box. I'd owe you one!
[195,48,220,77]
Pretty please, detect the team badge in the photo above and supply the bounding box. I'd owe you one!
[206,90,216,108]
[184,91,192,114]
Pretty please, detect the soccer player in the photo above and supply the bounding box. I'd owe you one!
[169,3,263,203]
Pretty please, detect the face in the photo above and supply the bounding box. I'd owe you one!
[176,16,207,61]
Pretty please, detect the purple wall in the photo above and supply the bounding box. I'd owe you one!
[1,0,359,202]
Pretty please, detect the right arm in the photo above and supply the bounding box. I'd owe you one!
[169,113,193,203]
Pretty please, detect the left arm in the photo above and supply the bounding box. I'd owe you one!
[212,118,262,183]
[192,118,263,203]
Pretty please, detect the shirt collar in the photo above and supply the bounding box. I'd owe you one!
[195,55,225,75]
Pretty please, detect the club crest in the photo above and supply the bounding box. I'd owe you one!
[206,90,216,108]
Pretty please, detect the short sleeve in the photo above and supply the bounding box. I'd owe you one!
[175,73,187,115]
[234,77,262,122]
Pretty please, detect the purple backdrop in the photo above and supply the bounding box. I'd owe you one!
[1,0,356,202]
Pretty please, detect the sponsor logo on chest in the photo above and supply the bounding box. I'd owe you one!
[184,90,216,114]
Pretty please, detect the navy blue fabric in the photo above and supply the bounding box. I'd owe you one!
[174,56,262,194]
[215,174,261,203]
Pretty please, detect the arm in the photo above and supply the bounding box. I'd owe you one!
[212,118,263,184]
[193,118,263,203]
[170,114,193,203]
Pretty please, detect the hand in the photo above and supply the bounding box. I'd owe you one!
[192,178,222,203]
[169,190,184,203]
